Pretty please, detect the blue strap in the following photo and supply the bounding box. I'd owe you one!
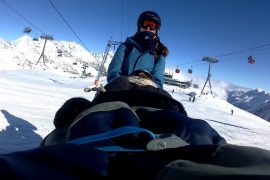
[96,146,146,152]
[67,126,156,146]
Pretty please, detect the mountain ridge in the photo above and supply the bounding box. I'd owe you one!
[227,89,270,122]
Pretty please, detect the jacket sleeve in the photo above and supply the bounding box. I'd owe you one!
[107,44,126,83]
[151,55,165,89]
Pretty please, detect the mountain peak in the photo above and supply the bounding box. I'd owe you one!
[14,35,33,43]
[256,88,264,93]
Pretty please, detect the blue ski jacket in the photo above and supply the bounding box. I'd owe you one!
[107,37,165,89]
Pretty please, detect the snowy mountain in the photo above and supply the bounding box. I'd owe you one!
[0,35,106,77]
[165,69,270,122]
[0,35,269,122]
[227,89,270,122]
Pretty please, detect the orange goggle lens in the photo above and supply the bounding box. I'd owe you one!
[141,20,157,30]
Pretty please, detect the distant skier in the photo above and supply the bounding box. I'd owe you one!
[231,109,234,115]
[107,11,168,89]
[188,92,196,102]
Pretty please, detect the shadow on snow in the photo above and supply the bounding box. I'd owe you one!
[0,109,42,154]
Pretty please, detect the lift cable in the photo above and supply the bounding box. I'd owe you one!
[108,0,114,39]
[48,0,90,52]
[174,43,270,67]
[0,3,26,27]
[216,43,270,58]
[120,0,124,41]
[0,0,44,33]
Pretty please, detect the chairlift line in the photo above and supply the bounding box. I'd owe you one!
[217,43,270,58]
[173,42,270,68]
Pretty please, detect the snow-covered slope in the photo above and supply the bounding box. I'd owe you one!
[165,68,270,122]
[0,69,270,154]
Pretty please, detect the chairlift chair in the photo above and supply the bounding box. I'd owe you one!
[23,27,32,34]
[33,33,38,41]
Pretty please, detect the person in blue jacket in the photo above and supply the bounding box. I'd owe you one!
[107,11,168,89]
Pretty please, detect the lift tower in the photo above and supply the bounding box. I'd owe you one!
[94,40,121,86]
[200,56,219,96]
[36,34,54,66]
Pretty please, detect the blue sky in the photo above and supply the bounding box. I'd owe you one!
[0,0,270,92]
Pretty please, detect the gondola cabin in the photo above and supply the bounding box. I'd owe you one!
[188,69,193,74]
[248,56,255,64]
[175,68,180,73]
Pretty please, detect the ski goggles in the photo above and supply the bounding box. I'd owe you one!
[140,20,158,30]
